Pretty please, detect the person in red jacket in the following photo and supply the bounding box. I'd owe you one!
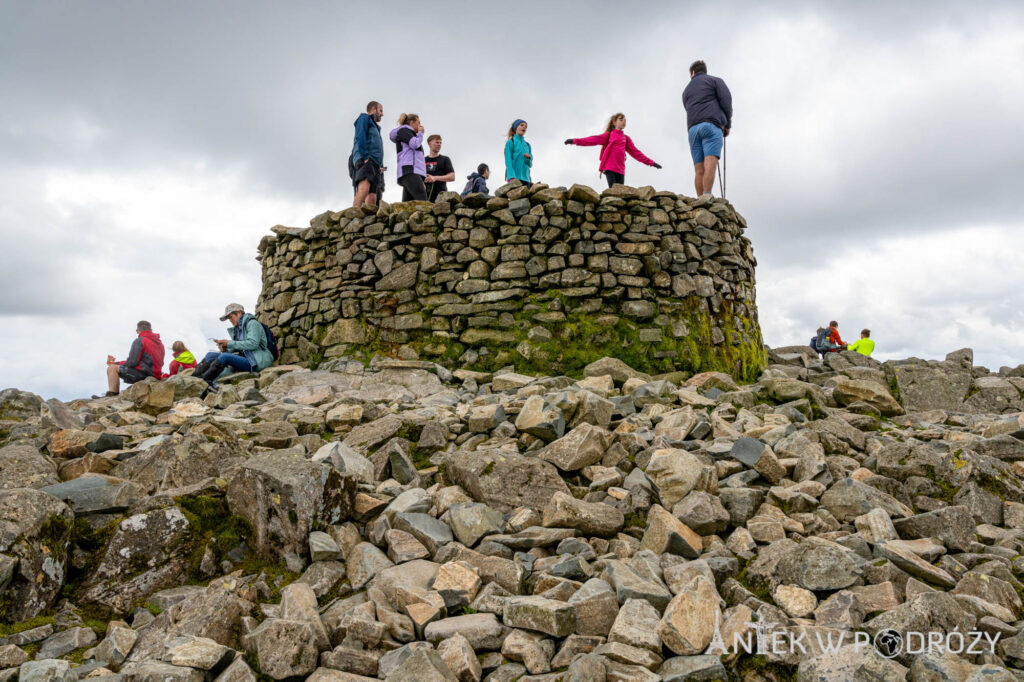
[165,340,198,377]
[564,113,662,187]
[95,320,164,398]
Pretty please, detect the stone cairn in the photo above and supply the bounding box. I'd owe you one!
[256,182,765,381]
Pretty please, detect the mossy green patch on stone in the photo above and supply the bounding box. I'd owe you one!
[175,494,253,583]
[0,614,55,637]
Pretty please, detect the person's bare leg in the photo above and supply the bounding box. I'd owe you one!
[353,180,370,207]
[701,156,719,195]
[106,365,120,394]
[365,193,378,207]
[693,162,704,196]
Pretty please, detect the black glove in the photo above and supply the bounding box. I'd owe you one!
[564,139,573,145]
[653,162,662,169]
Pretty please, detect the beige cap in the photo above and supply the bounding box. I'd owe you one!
[219,303,244,321]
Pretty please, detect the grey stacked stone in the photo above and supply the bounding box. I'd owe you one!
[255,182,764,378]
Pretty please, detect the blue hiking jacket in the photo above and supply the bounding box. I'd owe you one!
[461,172,489,197]
[353,113,384,165]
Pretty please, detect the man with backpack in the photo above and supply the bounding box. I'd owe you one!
[462,164,490,197]
[351,100,385,208]
[810,321,847,357]
[192,303,277,389]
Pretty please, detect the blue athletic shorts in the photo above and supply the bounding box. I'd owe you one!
[688,122,724,164]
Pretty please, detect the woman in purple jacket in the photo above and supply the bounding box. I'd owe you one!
[389,113,428,202]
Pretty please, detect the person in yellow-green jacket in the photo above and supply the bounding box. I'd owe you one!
[847,329,875,356]
[165,340,198,377]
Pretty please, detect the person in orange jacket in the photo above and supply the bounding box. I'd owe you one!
[827,321,847,349]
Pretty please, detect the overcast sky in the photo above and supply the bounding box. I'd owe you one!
[2,1,1023,400]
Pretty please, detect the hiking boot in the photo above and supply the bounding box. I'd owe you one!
[199,384,219,400]
[91,391,119,399]
[196,360,226,383]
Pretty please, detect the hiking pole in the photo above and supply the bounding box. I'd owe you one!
[717,137,727,199]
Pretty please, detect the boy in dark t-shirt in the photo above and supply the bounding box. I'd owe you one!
[424,134,456,201]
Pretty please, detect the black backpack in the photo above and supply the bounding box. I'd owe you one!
[259,321,280,361]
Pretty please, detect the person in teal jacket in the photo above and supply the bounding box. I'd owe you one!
[504,119,533,185]
[193,303,274,390]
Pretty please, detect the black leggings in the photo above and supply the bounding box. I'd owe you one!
[399,174,427,201]
[604,170,625,188]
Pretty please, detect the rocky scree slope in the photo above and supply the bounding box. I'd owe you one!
[0,346,1023,680]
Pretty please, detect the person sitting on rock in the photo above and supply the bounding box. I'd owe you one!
[564,112,661,188]
[462,164,490,197]
[847,328,875,357]
[812,320,848,357]
[95,320,164,398]
[504,119,532,186]
[827,321,847,350]
[192,303,274,390]
[165,340,198,377]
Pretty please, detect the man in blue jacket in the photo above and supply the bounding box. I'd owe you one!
[682,60,732,197]
[352,100,385,208]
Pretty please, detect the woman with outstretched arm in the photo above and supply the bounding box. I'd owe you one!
[565,112,661,187]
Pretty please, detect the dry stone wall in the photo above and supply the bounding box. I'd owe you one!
[256,182,765,380]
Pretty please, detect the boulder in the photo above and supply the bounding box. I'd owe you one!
[796,644,908,681]
[447,503,504,547]
[0,487,74,620]
[443,448,569,513]
[639,504,702,558]
[658,575,721,655]
[127,379,177,416]
[514,396,565,441]
[890,361,971,413]
[645,449,708,508]
[81,506,194,614]
[504,596,576,637]
[775,537,864,592]
[245,618,318,679]
[541,491,624,536]
[538,424,612,472]
[831,377,904,416]
[0,444,58,489]
[226,451,356,560]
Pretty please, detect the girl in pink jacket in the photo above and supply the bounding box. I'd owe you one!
[565,113,661,188]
